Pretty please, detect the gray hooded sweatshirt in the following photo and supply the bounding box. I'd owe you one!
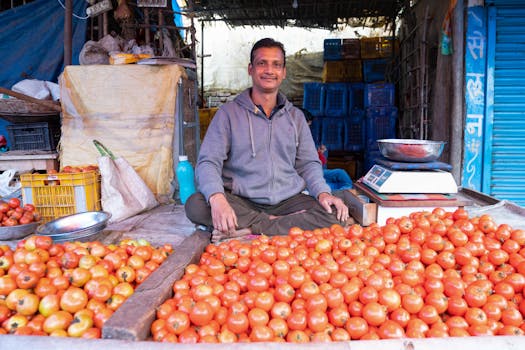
[196,88,331,205]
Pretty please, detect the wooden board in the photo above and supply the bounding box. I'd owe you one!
[354,181,473,208]
[0,151,59,172]
[344,189,377,226]
[102,229,211,341]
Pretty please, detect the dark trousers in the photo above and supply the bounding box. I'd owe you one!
[184,191,344,236]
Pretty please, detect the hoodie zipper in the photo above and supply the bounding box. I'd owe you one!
[268,118,274,202]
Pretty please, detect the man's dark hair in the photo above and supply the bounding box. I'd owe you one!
[250,38,286,67]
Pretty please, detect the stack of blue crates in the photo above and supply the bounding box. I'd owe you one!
[364,82,397,172]
[303,36,398,177]
[365,83,395,108]
[344,109,365,152]
[324,83,348,117]
[303,83,325,117]
[363,59,389,83]
[303,82,367,152]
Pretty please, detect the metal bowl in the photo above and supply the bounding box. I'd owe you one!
[36,211,111,243]
[0,222,40,241]
[377,139,446,163]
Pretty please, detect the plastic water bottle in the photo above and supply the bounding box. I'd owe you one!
[176,155,196,204]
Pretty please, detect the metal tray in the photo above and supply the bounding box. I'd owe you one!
[36,211,111,242]
[0,222,40,241]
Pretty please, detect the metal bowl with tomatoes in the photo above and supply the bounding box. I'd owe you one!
[377,139,446,163]
[0,198,41,240]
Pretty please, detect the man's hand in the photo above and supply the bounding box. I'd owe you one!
[318,192,349,223]
[209,193,238,233]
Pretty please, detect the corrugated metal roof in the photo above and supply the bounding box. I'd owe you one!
[183,0,406,29]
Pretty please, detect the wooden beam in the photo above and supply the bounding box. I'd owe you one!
[102,230,211,341]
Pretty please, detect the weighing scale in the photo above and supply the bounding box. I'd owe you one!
[354,159,471,225]
[362,163,458,194]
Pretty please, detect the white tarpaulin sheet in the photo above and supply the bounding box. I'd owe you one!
[59,64,186,203]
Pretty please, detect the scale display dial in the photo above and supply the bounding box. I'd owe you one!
[363,165,392,187]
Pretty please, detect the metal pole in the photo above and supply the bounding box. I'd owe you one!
[64,0,73,66]
[103,12,109,37]
[144,8,151,45]
[158,8,164,53]
[419,6,429,140]
[450,0,464,183]
[201,20,204,107]
[178,78,184,157]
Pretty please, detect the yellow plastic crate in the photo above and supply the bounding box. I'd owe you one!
[199,107,218,140]
[360,37,399,59]
[322,61,346,83]
[20,171,101,223]
[344,59,363,82]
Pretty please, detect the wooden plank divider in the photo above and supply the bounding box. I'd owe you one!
[102,229,211,341]
[0,87,62,112]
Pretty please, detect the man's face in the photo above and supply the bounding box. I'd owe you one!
[248,47,286,94]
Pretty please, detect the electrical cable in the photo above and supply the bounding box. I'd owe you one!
[56,0,90,20]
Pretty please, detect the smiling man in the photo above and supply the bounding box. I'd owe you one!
[185,38,350,242]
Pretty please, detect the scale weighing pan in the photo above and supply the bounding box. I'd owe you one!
[362,164,458,194]
[375,157,453,171]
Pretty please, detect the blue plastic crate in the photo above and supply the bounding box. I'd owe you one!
[303,82,325,117]
[348,83,365,111]
[309,117,322,146]
[324,83,348,117]
[364,83,395,108]
[321,118,345,151]
[363,58,389,82]
[364,149,383,173]
[323,38,342,61]
[365,106,398,148]
[344,110,365,152]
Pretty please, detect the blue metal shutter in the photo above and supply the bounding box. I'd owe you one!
[485,1,525,206]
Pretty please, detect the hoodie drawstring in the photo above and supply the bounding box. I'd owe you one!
[248,105,297,158]
[290,115,299,149]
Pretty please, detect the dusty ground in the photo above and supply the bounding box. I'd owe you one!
[0,203,197,249]
[102,203,197,246]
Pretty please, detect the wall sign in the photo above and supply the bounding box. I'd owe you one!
[462,6,487,190]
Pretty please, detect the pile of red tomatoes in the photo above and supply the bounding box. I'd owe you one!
[0,198,40,227]
[0,236,172,337]
[153,208,525,343]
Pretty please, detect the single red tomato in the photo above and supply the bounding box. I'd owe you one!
[165,310,190,335]
[22,203,36,212]
[7,198,21,209]
[345,316,369,339]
